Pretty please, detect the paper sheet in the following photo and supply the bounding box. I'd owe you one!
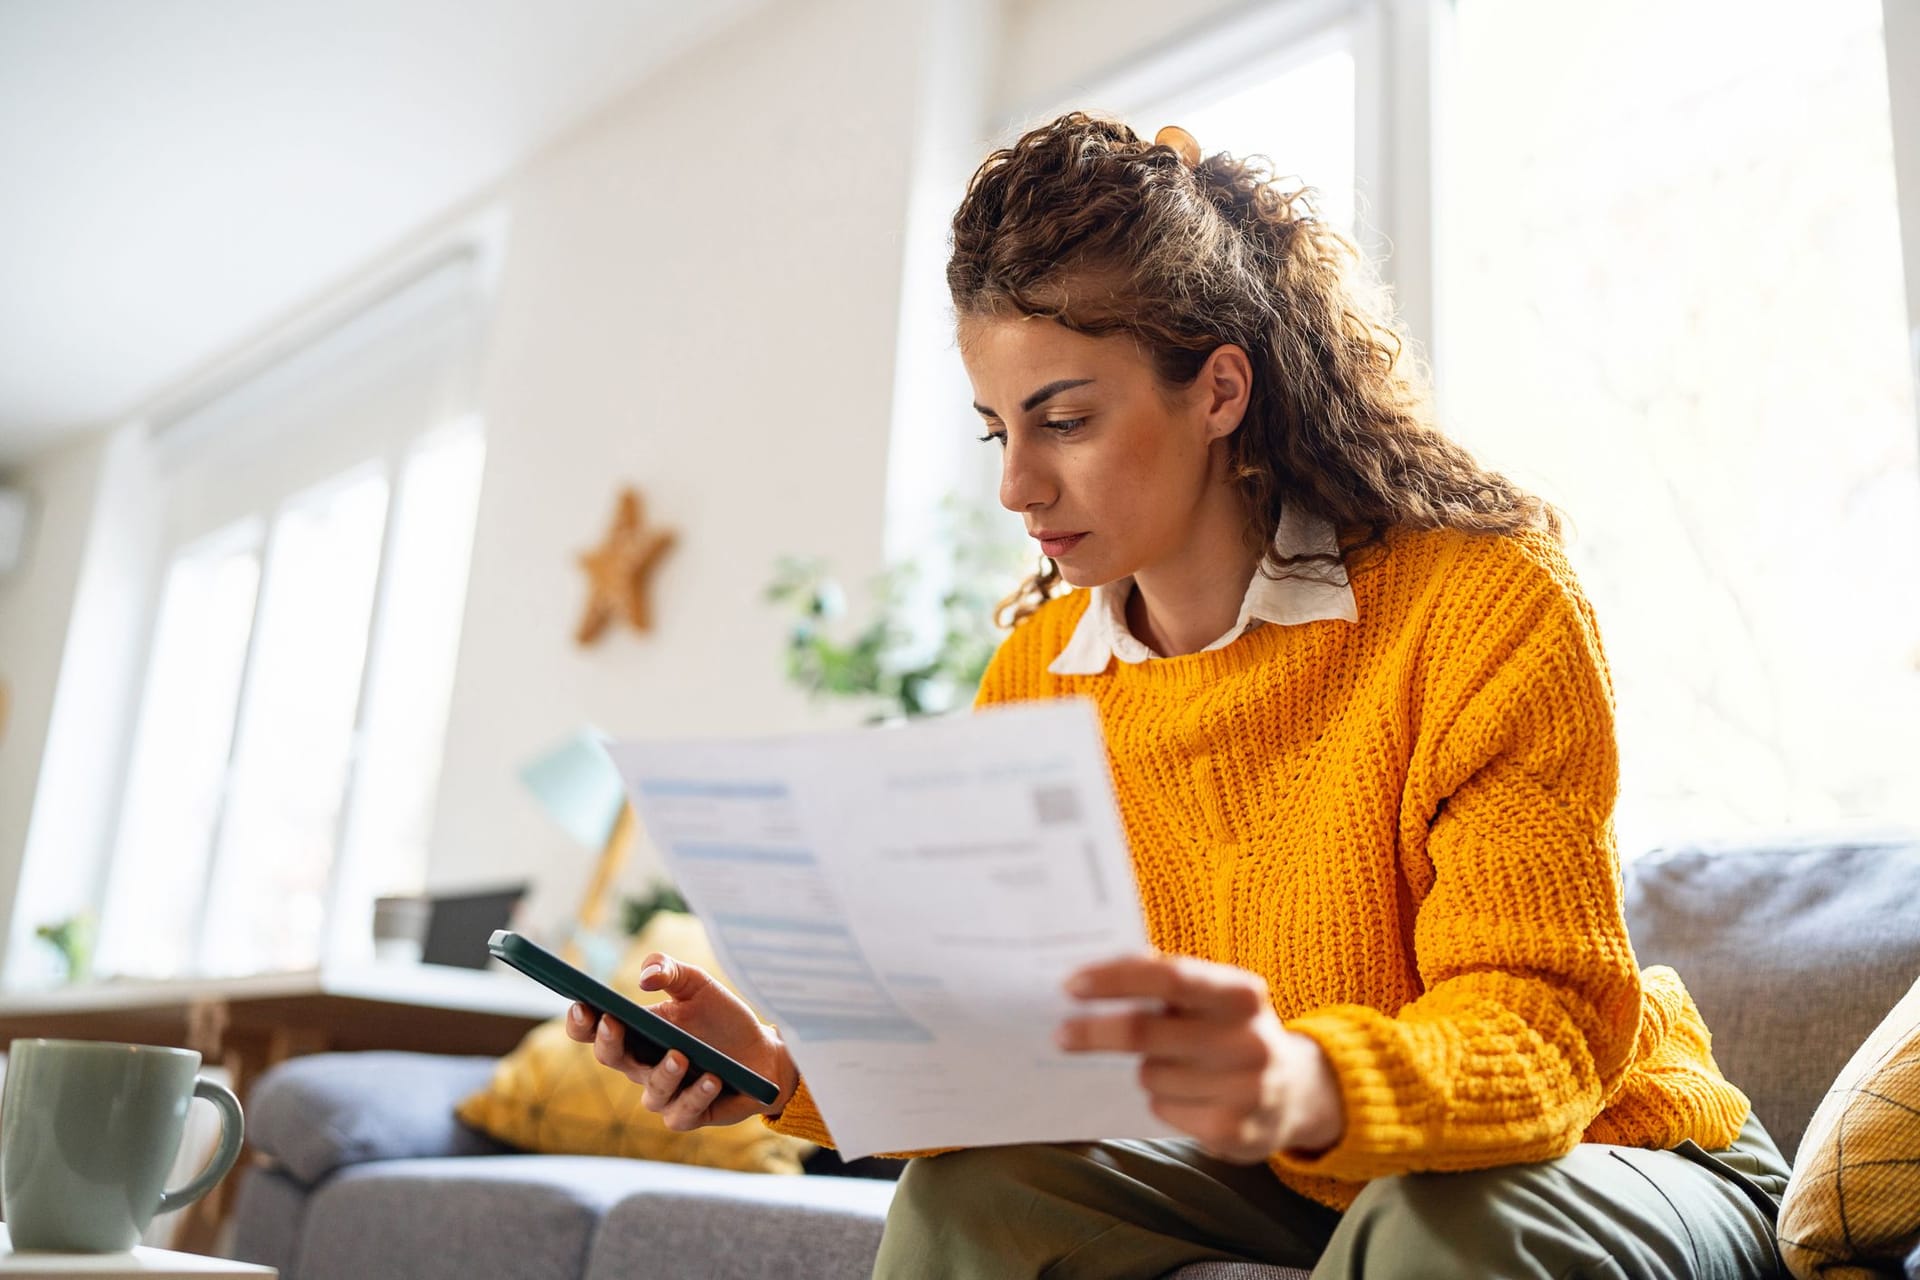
[605,698,1181,1158]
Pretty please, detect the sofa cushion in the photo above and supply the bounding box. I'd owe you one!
[1622,833,1920,1163]
[228,1166,308,1276]
[583,1162,894,1280]
[456,1019,813,1174]
[298,1155,700,1280]
[249,1051,512,1186]
[1777,974,1920,1279]
[456,911,814,1174]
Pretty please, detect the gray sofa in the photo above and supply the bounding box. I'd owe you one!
[231,833,1920,1280]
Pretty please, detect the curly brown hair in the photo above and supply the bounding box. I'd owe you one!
[946,111,1564,627]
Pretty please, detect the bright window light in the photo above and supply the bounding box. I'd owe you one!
[94,522,262,978]
[324,419,487,965]
[197,465,389,975]
[1170,46,1357,236]
[1439,0,1920,851]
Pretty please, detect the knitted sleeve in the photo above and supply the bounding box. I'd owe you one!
[761,1055,963,1158]
[1271,534,1647,1181]
[762,1075,834,1145]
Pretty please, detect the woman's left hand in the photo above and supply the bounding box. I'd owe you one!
[1057,952,1346,1163]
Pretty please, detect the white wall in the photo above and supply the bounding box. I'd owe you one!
[436,0,1275,931]
[3,426,163,986]
[0,434,108,971]
[1885,0,1920,424]
[992,0,1256,127]
[0,0,1394,969]
[423,0,937,931]
[456,0,1267,931]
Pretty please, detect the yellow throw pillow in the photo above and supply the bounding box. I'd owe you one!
[1778,974,1920,1279]
[456,912,812,1175]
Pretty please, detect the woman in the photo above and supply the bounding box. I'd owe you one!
[567,113,1790,1278]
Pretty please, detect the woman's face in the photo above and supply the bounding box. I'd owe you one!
[959,315,1249,589]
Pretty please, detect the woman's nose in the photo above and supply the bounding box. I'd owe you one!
[998,435,1055,513]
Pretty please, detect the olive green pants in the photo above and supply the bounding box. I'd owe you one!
[871,1112,1790,1279]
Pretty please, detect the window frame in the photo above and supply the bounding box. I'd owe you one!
[88,242,496,979]
[1882,0,1920,449]
[912,0,1447,539]
[1011,0,1446,360]
[928,0,1920,841]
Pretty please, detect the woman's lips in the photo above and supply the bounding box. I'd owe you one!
[1035,532,1088,557]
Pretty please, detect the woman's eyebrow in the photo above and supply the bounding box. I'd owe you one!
[972,378,1096,417]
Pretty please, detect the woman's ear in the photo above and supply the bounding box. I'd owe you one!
[1199,343,1253,442]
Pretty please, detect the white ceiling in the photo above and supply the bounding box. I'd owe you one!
[0,0,768,467]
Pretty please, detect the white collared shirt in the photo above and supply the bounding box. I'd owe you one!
[1046,502,1361,675]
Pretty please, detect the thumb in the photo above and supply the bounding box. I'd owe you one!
[635,952,712,1002]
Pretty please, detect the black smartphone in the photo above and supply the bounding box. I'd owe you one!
[486,929,780,1106]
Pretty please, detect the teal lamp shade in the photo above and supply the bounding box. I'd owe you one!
[518,728,627,850]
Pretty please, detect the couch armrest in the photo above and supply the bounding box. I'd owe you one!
[249,1051,512,1187]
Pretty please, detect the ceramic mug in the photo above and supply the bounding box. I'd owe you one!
[0,1038,244,1252]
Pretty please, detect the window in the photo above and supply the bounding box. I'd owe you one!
[1150,42,1357,238]
[1008,0,1918,851]
[891,4,1411,659]
[1437,0,1920,851]
[91,522,260,978]
[93,252,490,979]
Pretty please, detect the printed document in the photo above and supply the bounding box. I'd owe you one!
[605,698,1182,1158]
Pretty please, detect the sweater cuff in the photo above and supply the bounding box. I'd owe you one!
[761,1073,980,1162]
[764,1075,836,1147]
[1269,1005,1440,1183]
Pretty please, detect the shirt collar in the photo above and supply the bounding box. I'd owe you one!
[1046,503,1359,676]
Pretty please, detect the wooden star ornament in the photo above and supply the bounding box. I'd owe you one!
[575,487,676,646]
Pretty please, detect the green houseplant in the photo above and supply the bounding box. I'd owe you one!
[766,500,1031,722]
[34,911,94,985]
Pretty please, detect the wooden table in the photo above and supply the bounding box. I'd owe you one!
[0,964,568,1256]
[0,1223,275,1278]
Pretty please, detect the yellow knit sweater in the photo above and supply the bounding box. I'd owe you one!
[767,523,1750,1209]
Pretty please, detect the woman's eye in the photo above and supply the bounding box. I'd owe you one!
[975,419,1083,446]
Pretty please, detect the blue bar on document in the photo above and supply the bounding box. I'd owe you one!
[639,780,791,799]
[670,843,817,865]
[782,1014,934,1044]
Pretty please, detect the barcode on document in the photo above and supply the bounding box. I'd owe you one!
[1033,785,1082,826]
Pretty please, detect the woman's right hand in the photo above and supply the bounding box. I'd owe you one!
[563,952,799,1132]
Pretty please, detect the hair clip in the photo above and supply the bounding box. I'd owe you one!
[1154,125,1201,168]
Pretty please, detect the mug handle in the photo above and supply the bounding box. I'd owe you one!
[155,1076,246,1216]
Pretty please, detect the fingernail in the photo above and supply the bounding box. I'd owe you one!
[1066,974,1092,997]
[639,963,664,985]
[1055,1024,1074,1049]
[661,1055,681,1075]
[699,1078,718,1093]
